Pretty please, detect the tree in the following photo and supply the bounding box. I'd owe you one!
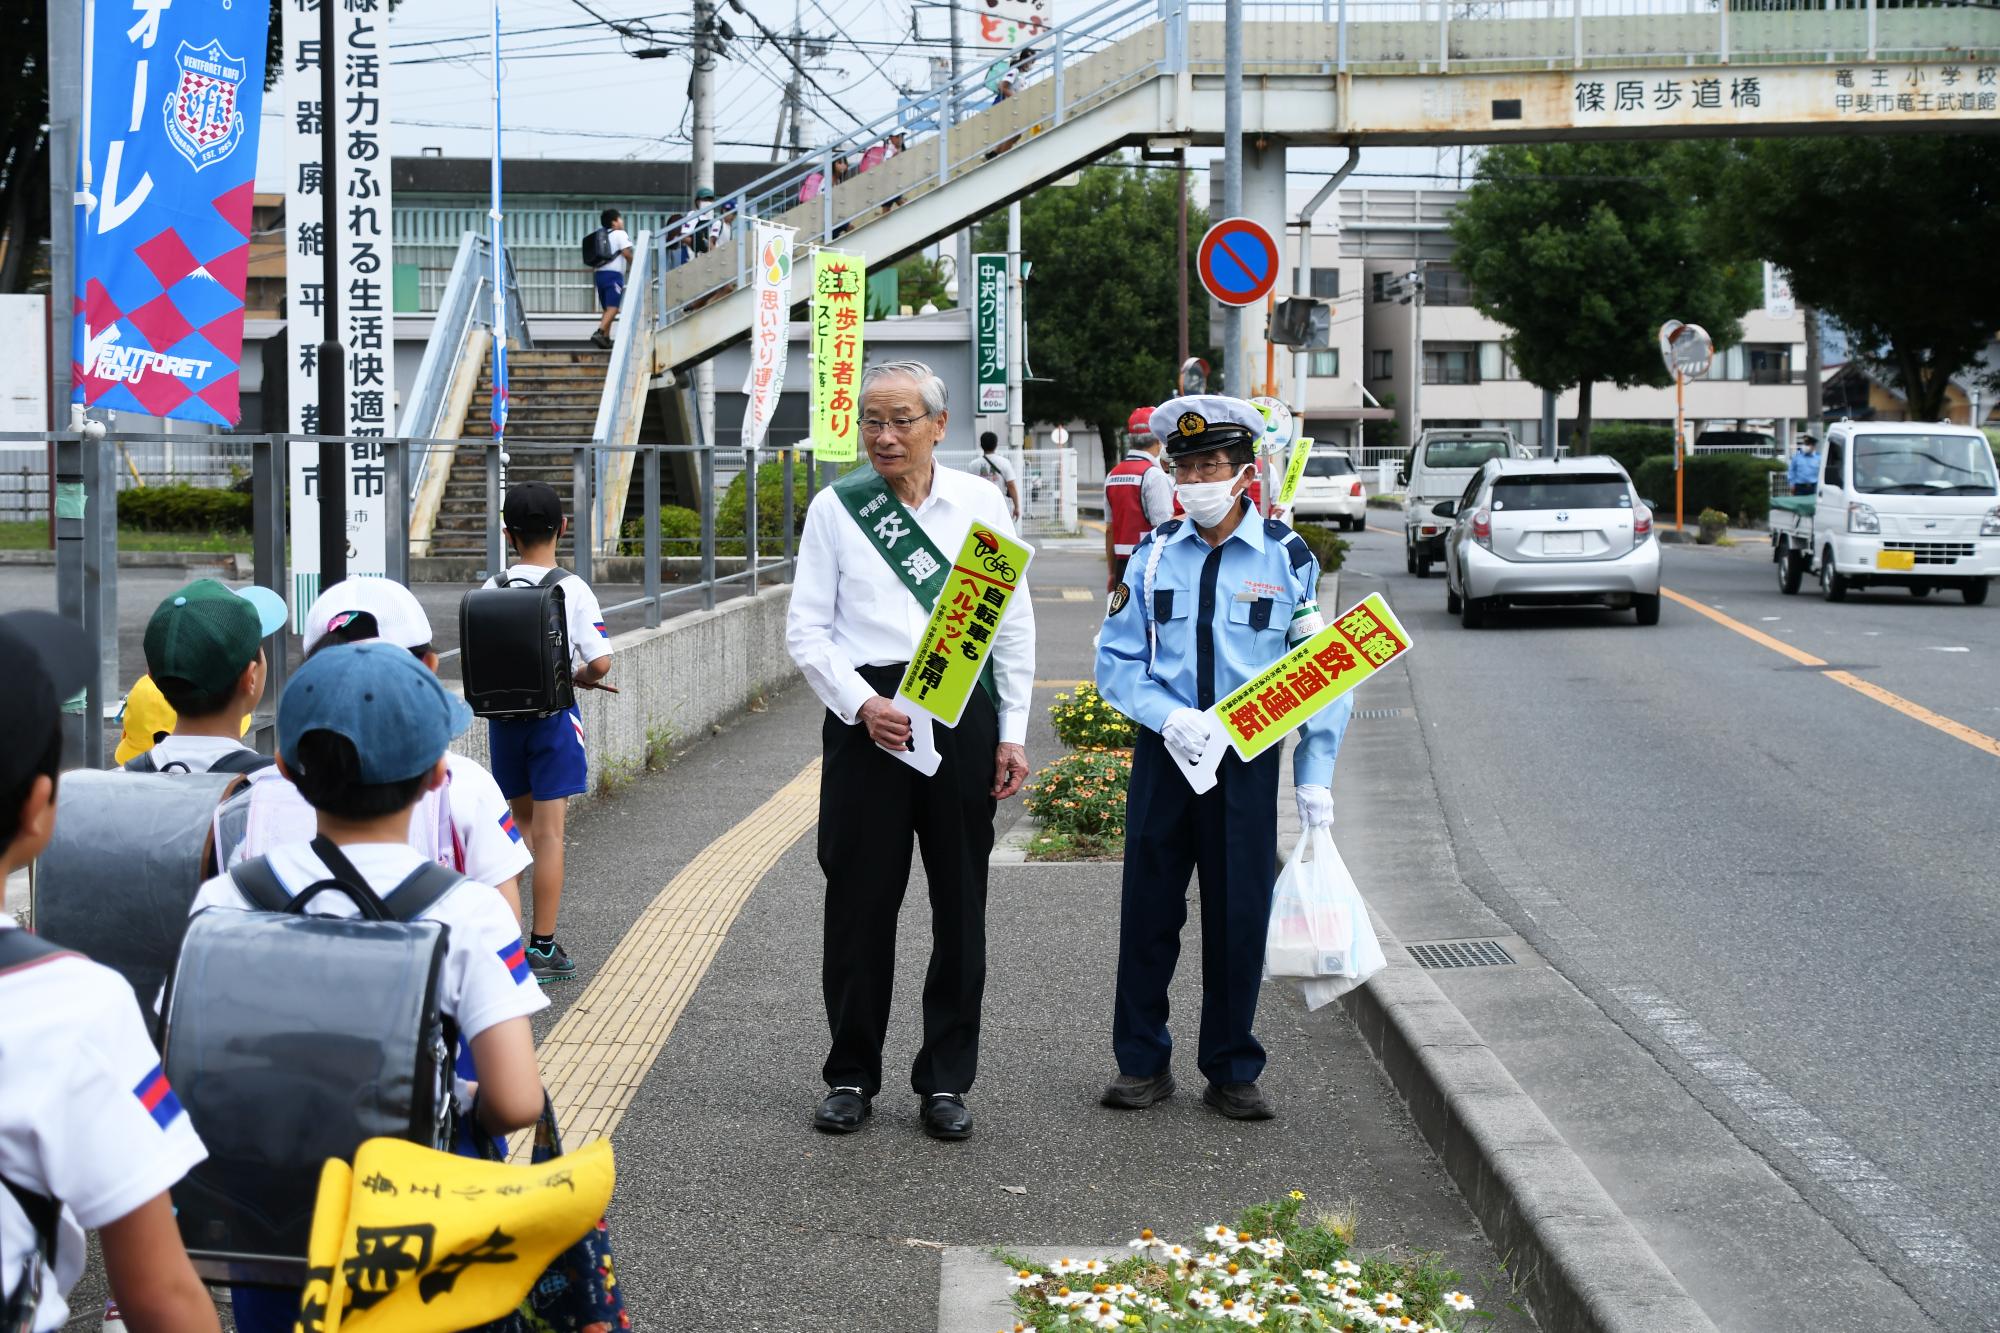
[1448,142,1759,449]
[894,255,955,312]
[974,161,1206,469]
[1707,136,2000,423]
[0,4,49,293]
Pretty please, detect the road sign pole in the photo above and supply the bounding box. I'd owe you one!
[1675,369,1685,533]
[1222,0,1244,397]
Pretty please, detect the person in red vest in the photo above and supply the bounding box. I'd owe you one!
[1105,406,1176,591]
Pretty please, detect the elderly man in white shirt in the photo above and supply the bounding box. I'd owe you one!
[786,359,1036,1143]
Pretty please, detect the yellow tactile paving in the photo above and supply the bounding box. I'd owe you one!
[536,759,823,1146]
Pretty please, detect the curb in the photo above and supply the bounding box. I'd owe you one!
[1340,928,1718,1333]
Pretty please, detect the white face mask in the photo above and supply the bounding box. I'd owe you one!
[1176,466,1249,527]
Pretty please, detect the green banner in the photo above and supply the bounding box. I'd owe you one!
[810,250,865,463]
[974,253,1008,414]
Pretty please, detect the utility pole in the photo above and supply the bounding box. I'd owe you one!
[1407,260,1426,447]
[1007,200,1024,458]
[1802,301,1823,437]
[1176,148,1189,375]
[950,0,970,315]
[693,0,717,452]
[1221,0,1244,397]
[318,0,348,585]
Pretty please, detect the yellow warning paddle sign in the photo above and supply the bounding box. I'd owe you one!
[896,524,1035,727]
[1213,593,1413,762]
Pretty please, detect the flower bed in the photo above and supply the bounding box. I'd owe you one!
[1025,684,1136,862]
[1002,1195,1482,1331]
[1050,683,1138,749]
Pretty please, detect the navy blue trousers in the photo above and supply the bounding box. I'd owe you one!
[1113,727,1280,1087]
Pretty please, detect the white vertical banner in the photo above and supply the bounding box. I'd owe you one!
[740,221,797,451]
[283,0,396,621]
[1763,262,1796,319]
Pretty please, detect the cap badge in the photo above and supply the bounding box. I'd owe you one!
[1177,412,1207,437]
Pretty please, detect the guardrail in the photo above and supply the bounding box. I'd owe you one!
[398,232,532,495]
[13,425,817,769]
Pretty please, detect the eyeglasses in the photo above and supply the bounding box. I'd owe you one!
[1169,455,1243,482]
[860,411,936,436]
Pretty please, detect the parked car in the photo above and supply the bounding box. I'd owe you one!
[1437,456,1661,627]
[1288,450,1367,530]
[1768,419,1999,603]
[1694,428,1780,456]
[1401,428,1526,577]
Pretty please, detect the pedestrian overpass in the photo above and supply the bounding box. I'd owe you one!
[401,0,1999,553]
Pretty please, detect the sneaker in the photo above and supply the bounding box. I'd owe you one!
[589,330,613,349]
[526,938,578,983]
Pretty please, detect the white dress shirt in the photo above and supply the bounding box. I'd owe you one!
[788,463,1037,745]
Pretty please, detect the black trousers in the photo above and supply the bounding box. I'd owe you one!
[819,663,998,1099]
[1113,727,1281,1087]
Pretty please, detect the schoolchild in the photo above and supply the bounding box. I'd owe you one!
[220,577,534,921]
[128,579,288,774]
[480,482,613,982]
[185,642,549,1333]
[0,610,217,1333]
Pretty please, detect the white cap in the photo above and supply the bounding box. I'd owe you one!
[302,577,435,655]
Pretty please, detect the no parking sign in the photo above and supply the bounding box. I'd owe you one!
[1198,217,1282,308]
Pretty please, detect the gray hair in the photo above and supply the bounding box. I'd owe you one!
[860,359,949,416]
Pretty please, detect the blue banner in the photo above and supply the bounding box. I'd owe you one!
[73,0,270,427]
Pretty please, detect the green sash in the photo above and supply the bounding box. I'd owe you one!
[833,466,999,709]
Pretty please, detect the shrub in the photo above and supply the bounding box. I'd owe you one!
[1291,522,1349,572]
[621,504,704,552]
[1048,682,1135,749]
[1584,422,1675,478]
[1633,454,1782,523]
[718,459,810,552]
[118,484,253,532]
[1024,747,1130,839]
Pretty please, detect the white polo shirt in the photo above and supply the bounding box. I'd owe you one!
[0,928,208,1332]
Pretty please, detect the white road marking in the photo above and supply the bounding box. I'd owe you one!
[1761,616,1782,622]
[1926,646,1971,653]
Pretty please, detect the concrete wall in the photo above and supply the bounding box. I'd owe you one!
[451,583,799,794]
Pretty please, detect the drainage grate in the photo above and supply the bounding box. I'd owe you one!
[1353,707,1409,720]
[1406,940,1516,970]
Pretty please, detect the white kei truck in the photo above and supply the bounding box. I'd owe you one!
[1770,419,2000,603]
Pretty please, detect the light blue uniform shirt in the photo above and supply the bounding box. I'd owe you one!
[1095,500,1350,788]
[1788,447,1822,487]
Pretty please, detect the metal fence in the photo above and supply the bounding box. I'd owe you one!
[0,437,253,521]
[933,448,1083,534]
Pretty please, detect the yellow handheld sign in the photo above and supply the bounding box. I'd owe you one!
[1213,592,1413,761]
[896,524,1035,727]
[1276,436,1315,508]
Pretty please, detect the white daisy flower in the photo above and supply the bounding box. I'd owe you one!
[1373,1292,1404,1312]
[1443,1292,1475,1312]
[1299,1268,1329,1283]
[1164,1244,1193,1262]
[1206,1224,1236,1245]
[1082,1259,1110,1277]
[1332,1259,1362,1277]
[1189,1288,1222,1310]
[1006,1269,1043,1288]
[1256,1238,1286,1261]
[1129,1228,1163,1252]
[1197,1252,1227,1270]
[1052,1257,1083,1276]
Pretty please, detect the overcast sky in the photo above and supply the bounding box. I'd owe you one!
[254,0,1465,194]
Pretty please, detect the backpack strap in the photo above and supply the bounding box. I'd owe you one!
[2,1172,59,1318]
[121,752,159,773]
[381,862,466,925]
[227,856,294,913]
[538,567,572,589]
[207,750,276,776]
[0,928,76,977]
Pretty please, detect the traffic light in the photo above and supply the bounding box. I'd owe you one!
[1269,298,1332,349]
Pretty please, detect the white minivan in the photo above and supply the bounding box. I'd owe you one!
[1401,428,1525,577]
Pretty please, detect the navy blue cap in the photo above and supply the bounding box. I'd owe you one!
[277,641,473,784]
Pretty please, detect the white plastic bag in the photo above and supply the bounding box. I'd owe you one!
[1264,826,1388,1010]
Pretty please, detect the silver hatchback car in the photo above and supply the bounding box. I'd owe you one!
[1435,457,1662,627]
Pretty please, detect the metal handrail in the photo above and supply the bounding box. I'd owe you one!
[398,232,532,499]
[590,229,655,552]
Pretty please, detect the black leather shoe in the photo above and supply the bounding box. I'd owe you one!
[813,1086,871,1134]
[921,1093,973,1140]
[1101,1071,1177,1109]
[1202,1082,1276,1120]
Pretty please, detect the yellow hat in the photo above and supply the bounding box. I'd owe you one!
[113,674,251,765]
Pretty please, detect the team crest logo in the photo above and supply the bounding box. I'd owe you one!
[1177,412,1207,437]
[163,39,248,171]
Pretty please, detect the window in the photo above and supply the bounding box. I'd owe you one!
[1423,343,1478,385]
[1851,432,1998,495]
[1370,348,1393,379]
[1477,342,1508,382]
[1704,344,1747,381]
[1490,473,1632,511]
[1303,455,1355,477]
[1422,436,1514,468]
[1371,271,1393,303]
[1425,266,1473,306]
[1308,349,1340,378]
[1310,267,1340,299]
[1747,345,1792,385]
[1822,437,1844,489]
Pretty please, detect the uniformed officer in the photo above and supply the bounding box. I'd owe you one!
[1094,395,1352,1121]
[1103,406,1175,591]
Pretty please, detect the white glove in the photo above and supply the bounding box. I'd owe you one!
[1295,784,1334,828]
[1162,708,1212,766]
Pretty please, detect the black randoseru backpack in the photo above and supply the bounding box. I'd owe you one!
[459,568,577,720]
[581,227,613,268]
[160,837,464,1286]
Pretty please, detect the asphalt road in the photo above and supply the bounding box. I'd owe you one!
[1339,518,2000,1328]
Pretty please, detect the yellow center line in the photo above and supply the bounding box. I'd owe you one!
[1661,587,2000,759]
[1366,523,1401,537]
[536,760,822,1145]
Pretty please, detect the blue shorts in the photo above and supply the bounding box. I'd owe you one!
[488,706,588,801]
[593,267,625,310]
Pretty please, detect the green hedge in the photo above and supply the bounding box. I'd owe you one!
[118,484,252,532]
[1633,454,1783,523]
[1582,423,1675,479]
[621,460,812,557]
[1292,522,1349,573]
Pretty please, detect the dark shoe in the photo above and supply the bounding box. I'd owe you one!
[525,939,577,983]
[814,1086,872,1134]
[921,1093,973,1140]
[589,329,613,349]
[1101,1071,1177,1109]
[1202,1081,1276,1120]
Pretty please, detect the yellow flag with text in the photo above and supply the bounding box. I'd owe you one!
[810,250,866,463]
[293,1136,614,1333]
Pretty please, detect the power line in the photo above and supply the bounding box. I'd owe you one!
[722,0,871,130]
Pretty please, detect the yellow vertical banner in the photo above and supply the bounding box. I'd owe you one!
[811,250,865,463]
[1276,436,1315,508]
[896,525,1035,727]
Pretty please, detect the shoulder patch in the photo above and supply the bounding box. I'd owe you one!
[1264,517,1291,539]
[1156,518,1184,537]
[1108,583,1130,616]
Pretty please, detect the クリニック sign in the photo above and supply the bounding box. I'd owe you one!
[974,254,1008,415]
[72,0,271,426]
